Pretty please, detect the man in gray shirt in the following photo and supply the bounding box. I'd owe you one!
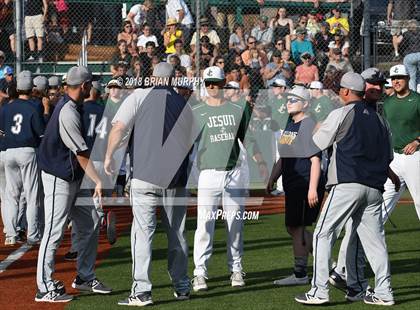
[36,66,112,303]
[105,63,195,306]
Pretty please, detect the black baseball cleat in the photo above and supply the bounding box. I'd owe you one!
[106,211,117,245]
[345,288,365,302]
[329,269,347,292]
[72,276,112,294]
[35,289,73,303]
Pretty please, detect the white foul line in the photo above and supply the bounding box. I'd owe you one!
[0,244,32,273]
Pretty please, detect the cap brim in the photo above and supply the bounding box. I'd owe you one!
[204,78,225,82]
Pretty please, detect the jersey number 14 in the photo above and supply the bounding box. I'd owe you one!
[87,114,108,139]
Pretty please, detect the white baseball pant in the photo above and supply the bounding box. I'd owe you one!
[193,167,245,277]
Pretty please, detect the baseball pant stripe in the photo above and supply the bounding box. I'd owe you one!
[41,176,56,292]
[355,236,363,292]
[311,186,336,297]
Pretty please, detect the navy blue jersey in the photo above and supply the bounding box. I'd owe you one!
[82,100,105,154]
[1,98,45,149]
[278,117,323,191]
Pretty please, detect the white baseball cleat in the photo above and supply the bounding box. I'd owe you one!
[231,271,246,287]
[118,292,153,307]
[273,274,309,286]
[364,293,395,306]
[192,276,208,292]
[295,293,330,305]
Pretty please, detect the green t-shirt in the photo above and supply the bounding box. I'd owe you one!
[269,96,289,131]
[309,95,335,122]
[383,91,420,153]
[192,100,251,170]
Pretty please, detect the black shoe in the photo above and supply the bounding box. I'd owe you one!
[72,276,112,294]
[174,290,190,300]
[64,251,78,261]
[329,269,347,292]
[345,288,365,302]
[35,289,73,303]
[16,231,26,243]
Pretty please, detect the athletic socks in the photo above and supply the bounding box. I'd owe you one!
[294,256,308,278]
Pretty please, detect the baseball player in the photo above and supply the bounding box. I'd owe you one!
[267,87,324,287]
[295,72,394,305]
[329,65,420,297]
[35,66,111,303]
[105,63,194,306]
[308,81,336,123]
[267,78,289,195]
[32,75,51,123]
[64,80,119,261]
[191,66,268,291]
[81,79,118,242]
[0,71,44,246]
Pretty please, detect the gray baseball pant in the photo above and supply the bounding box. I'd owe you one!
[308,183,393,301]
[3,147,40,241]
[130,179,189,296]
[36,171,100,293]
[334,151,420,286]
[0,151,6,235]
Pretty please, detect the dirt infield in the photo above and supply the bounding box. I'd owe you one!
[0,195,413,309]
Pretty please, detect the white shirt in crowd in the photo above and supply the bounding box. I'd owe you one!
[137,34,159,48]
[166,0,193,26]
[328,40,350,54]
[129,4,148,28]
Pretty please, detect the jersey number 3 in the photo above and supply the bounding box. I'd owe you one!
[88,114,108,139]
[11,114,23,134]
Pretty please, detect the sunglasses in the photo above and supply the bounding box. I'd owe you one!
[287,97,303,104]
[204,81,222,87]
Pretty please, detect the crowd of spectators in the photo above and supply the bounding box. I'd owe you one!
[109,1,355,102]
[1,1,419,93]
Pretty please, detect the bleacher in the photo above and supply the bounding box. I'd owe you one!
[13,0,351,82]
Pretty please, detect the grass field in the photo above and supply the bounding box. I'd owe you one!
[67,204,420,310]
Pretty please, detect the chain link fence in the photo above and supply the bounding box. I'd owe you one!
[2,1,419,92]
